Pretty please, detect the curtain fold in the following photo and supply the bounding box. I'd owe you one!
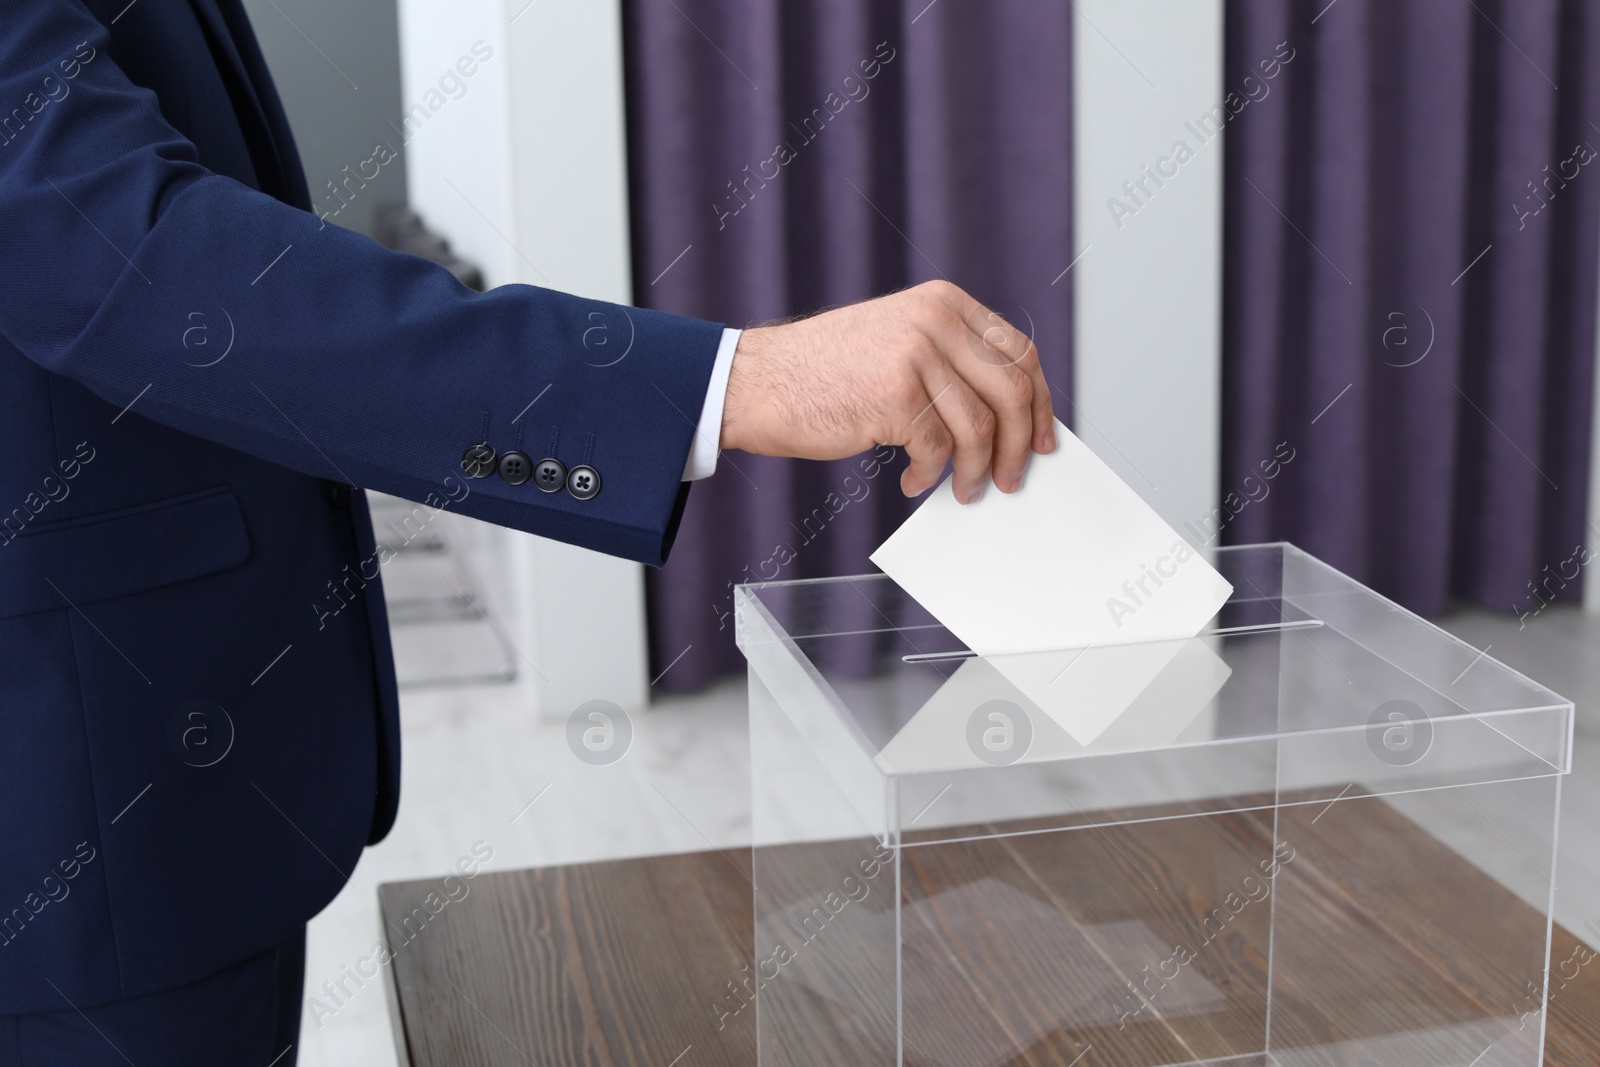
[624,0,1074,690]
[1221,0,1600,619]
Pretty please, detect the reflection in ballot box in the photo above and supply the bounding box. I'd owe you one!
[736,544,1571,1067]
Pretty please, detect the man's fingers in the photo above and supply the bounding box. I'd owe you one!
[925,284,1056,481]
[950,347,1033,493]
[923,296,1035,493]
[1004,324,1055,454]
[918,367,997,504]
[899,386,954,497]
[961,303,1055,454]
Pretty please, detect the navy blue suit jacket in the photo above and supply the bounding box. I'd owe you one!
[0,0,721,1014]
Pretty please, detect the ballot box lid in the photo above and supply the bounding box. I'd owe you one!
[735,543,1570,847]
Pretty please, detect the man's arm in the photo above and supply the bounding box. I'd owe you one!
[1,2,1054,571]
[1,1,722,565]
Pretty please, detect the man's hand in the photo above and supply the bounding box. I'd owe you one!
[719,280,1057,503]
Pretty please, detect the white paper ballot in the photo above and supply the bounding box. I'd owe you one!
[870,417,1233,657]
[874,637,1233,771]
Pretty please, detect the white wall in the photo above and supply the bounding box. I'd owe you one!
[1072,0,1225,537]
[395,0,649,715]
[240,0,408,239]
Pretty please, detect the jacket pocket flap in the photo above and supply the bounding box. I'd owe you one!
[0,487,250,619]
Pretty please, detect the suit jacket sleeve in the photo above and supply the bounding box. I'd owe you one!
[0,1,723,566]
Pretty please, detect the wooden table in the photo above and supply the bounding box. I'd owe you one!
[379,796,1599,1066]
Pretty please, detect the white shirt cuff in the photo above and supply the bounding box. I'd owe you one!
[683,327,740,481]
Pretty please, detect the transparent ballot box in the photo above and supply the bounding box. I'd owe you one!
[735,544,1572,1067]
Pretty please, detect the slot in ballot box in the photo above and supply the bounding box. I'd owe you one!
[735,543,1571,1067]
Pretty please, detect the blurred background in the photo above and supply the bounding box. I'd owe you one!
[238,0,1600,1061]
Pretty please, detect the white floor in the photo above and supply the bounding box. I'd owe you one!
[295,518,1600,1066]
[295,672,752,1067]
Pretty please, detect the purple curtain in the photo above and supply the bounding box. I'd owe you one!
[1222,0,1600,618]
[624,0,1074,690]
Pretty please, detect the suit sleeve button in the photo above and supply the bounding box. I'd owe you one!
[498,450,532,485]
[461,443,497,478]
[566,465,600,500]
[533,458,566,493]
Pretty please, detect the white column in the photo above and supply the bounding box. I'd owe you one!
[1588,215,1600,612]
[1072,0,1225,537]
[396,0,650,715]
